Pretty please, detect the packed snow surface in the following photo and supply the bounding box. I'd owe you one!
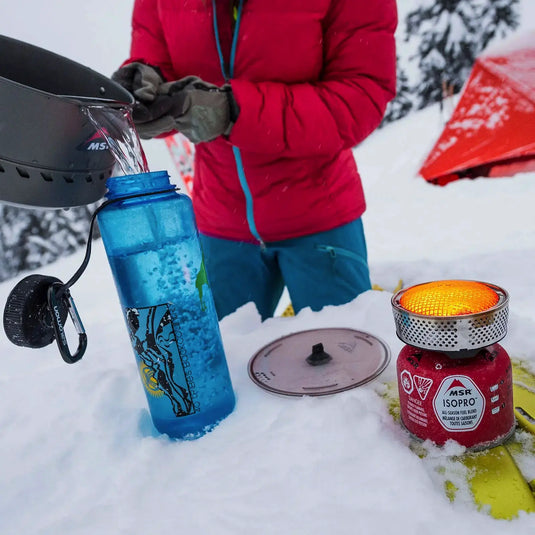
[1,2,535,533]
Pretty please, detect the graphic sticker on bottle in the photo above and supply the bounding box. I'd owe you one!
[125,304,197,417]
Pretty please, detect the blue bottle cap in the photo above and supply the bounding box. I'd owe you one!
[105,170,172,200]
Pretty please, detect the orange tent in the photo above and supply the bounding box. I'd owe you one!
[419,33,535,186]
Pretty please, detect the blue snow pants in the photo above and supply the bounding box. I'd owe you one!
[199,219,372,320]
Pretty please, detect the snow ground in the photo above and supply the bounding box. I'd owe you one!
[1,2,535,534]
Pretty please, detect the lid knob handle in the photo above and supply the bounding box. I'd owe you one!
[306,343,333,366]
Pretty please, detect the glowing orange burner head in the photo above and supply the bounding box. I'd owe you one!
[399,280,499,317]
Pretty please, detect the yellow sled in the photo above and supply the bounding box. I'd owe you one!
[384,359,535,520]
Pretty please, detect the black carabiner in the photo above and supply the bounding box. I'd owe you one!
[47,283,88,364]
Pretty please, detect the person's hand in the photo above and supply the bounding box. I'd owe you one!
[135,76,239,142]
[112,62,164,101]
[111,62,168,125]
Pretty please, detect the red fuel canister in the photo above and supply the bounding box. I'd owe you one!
[397,344,514,449]
[392,280,514,450]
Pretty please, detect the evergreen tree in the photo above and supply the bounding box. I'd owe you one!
[405,0,520,110]
[0,203,98,282]
[23,206,94,271]
[0,205,32,278]
[476,0,519,50]
[382,59,414,126]
[406,0,480,109]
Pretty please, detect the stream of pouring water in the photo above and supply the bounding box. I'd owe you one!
[82,105,149,176]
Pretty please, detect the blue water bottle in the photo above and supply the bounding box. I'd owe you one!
[97,170,235,438]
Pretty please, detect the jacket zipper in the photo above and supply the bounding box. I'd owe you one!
[212,0,265,247]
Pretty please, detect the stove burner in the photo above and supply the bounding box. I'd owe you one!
[399,280,499,316]
[391,279,514,450]
[392,280,509,355]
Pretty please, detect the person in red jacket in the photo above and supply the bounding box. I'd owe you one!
[113,0,397,320]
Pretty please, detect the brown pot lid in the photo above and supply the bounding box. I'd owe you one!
[248,328,390,397]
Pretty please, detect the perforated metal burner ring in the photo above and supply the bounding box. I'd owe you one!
[391,282,509,353]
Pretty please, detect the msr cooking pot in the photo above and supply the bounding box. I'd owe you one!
[0,34,134,208]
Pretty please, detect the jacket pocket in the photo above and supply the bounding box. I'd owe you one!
[315,244,368,272]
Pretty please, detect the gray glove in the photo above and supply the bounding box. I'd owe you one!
[111,62,167,123]
[134,76,239,142]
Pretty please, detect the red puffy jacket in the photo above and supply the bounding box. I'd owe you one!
[127,0,397,243]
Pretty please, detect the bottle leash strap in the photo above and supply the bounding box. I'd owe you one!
[48,186,177,364]
[62,187,178,291]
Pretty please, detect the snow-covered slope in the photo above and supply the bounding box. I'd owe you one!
[1,2,535,534]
